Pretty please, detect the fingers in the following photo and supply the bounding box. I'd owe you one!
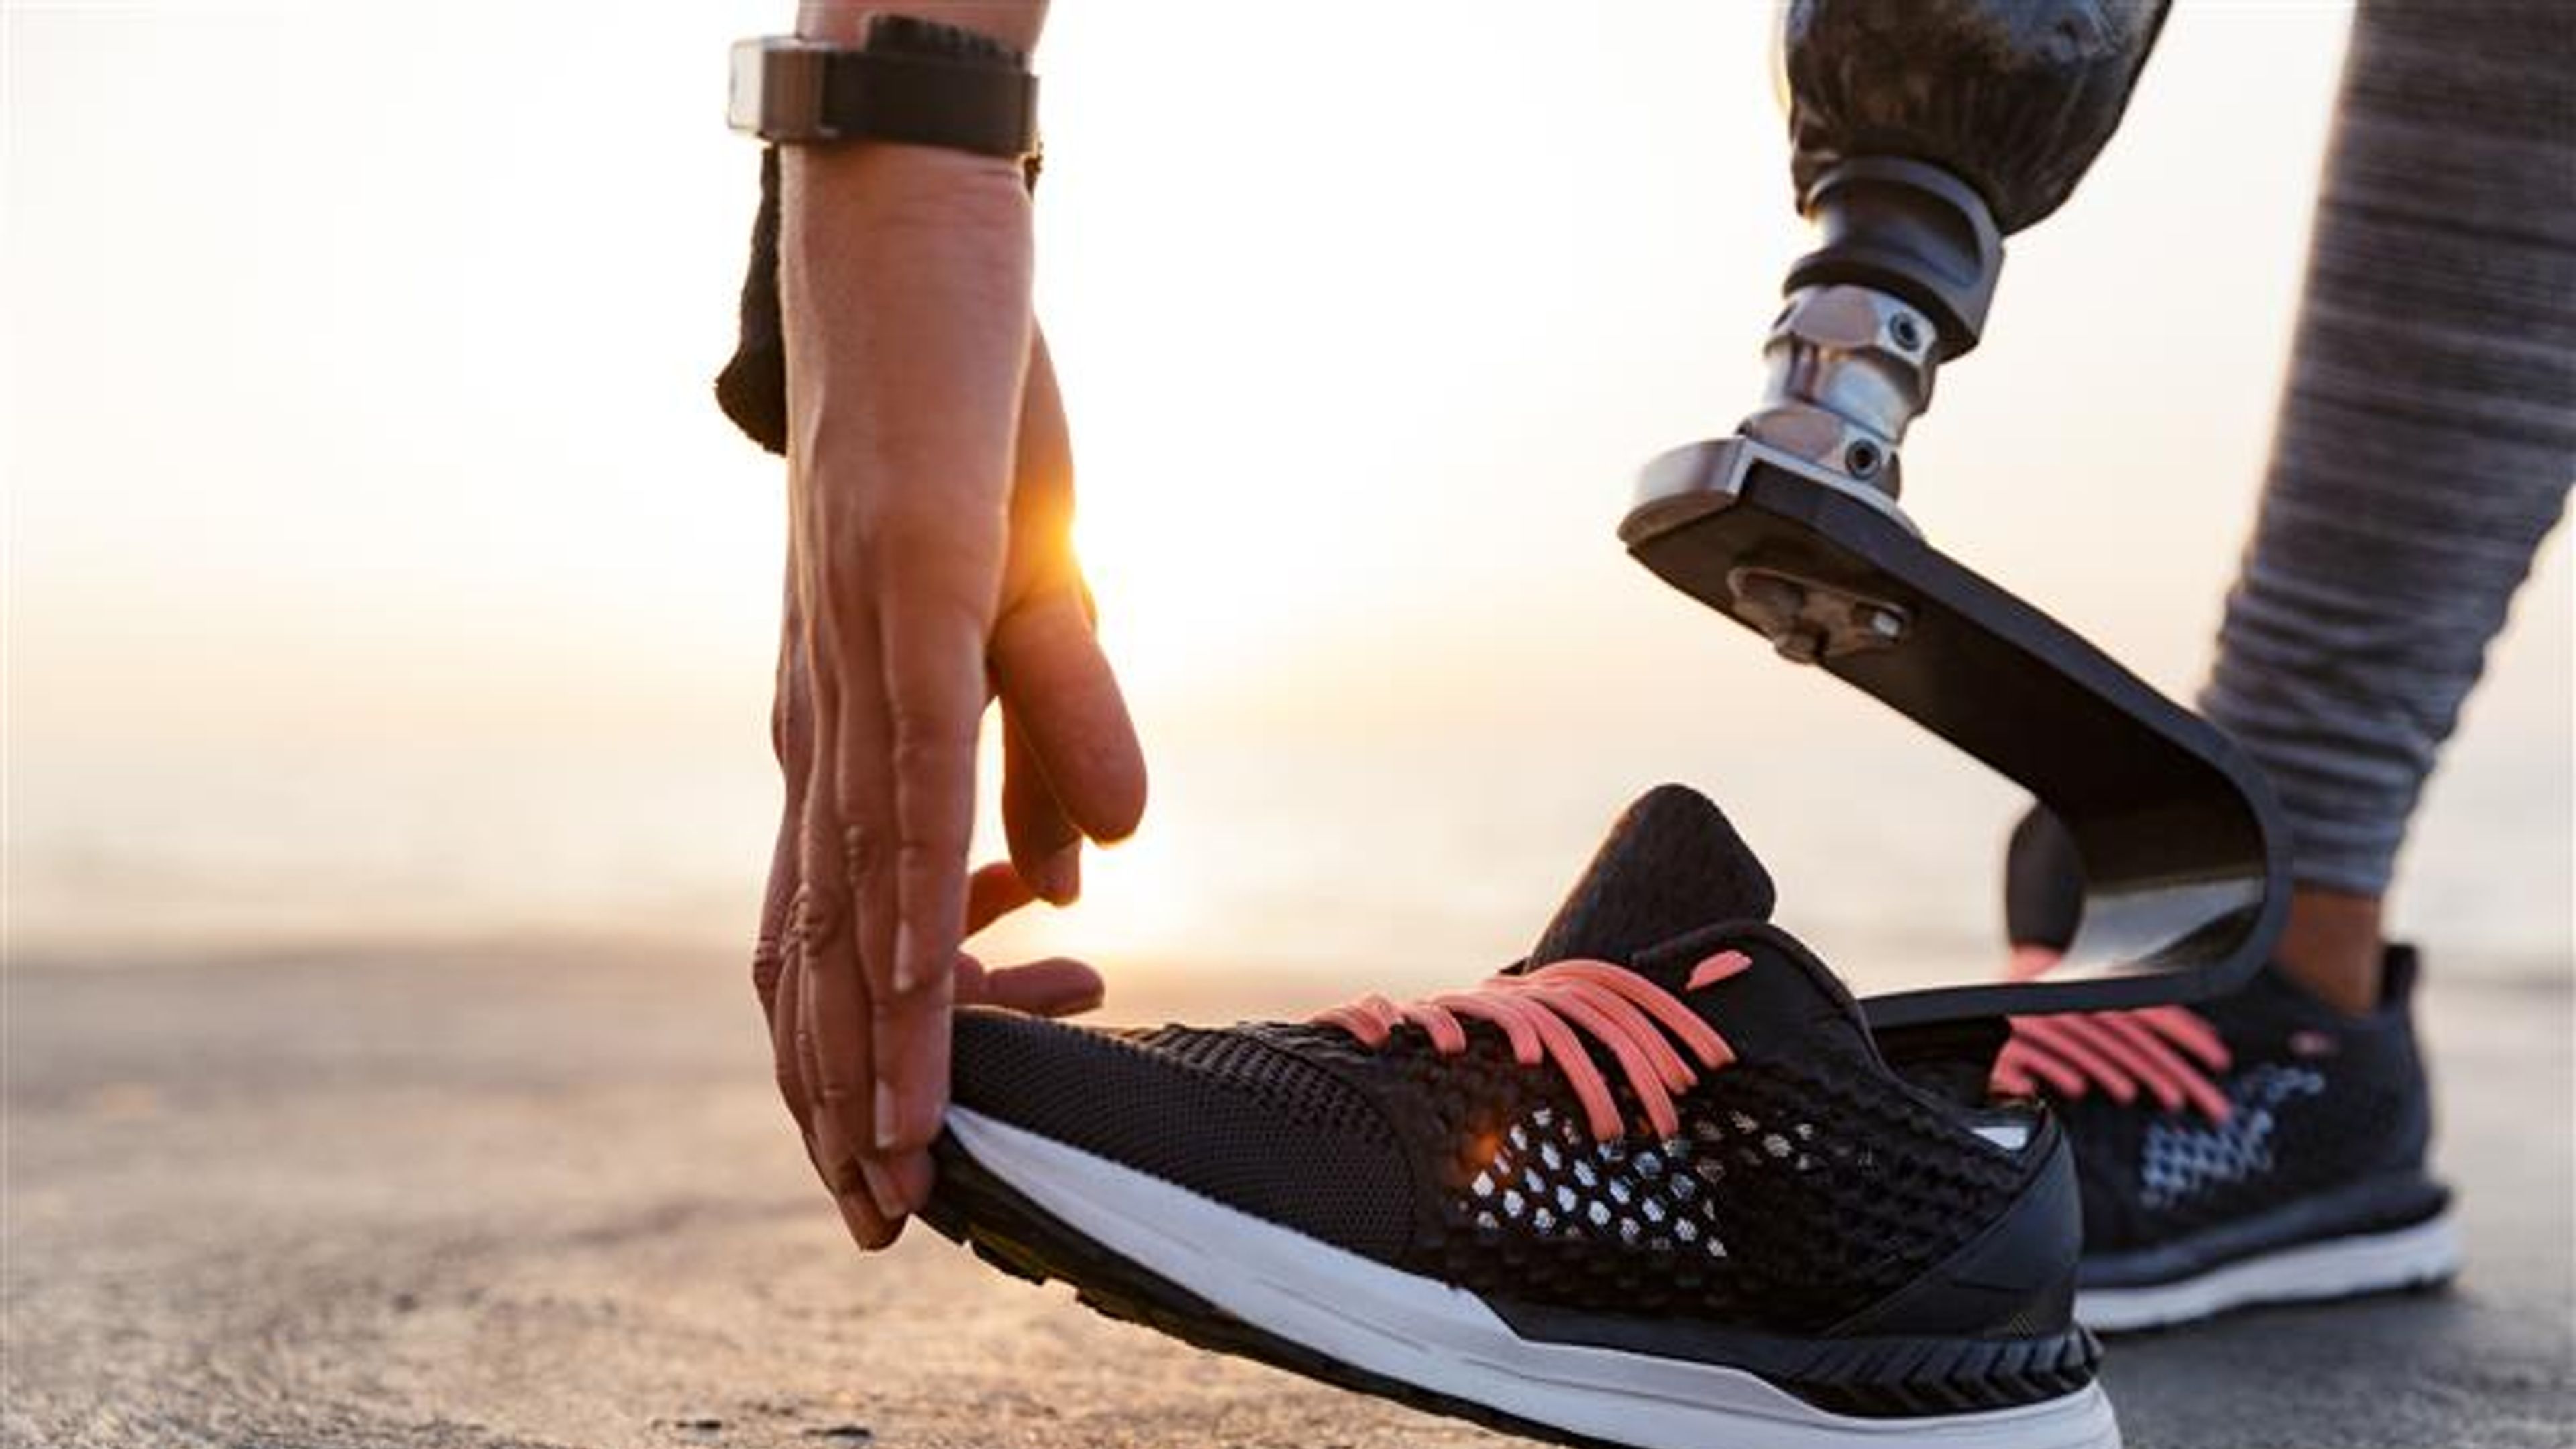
[804,578,941,1210]
[877,578,989,989]
[758,556,813,1022]
[759,548,900,1249]
[793,863,889,1222]
[798,594,895,1208]
[960,866,1104,1016]
[1008,325,1077,562]
[994,324,1138,885]
[1001,704,1083,902]
[772,912,899,1249]
[968,955,1106,1018]
[768,904,819,1157]
[754,803,798,1022]
[967,860,1038,935]
[863,589,983,1166]
[992,584,1147,845]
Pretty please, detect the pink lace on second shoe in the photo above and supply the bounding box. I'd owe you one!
[1990,946,2235,1122]
[1311,952,1753,1144]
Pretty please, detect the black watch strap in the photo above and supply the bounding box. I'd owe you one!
[731,15,1040,158]
[810,50,1036,157]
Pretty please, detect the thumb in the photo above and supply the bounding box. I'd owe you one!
[953,953,1106,1019]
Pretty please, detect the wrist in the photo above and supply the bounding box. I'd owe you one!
[796,2,1046,54]
[786,128,1033,231]
[780,142,1034,458]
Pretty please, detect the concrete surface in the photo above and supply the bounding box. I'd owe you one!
[7,942,2570,1449]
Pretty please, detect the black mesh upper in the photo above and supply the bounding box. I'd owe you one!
[1372,1008,2032,1334]
[949,1010,1420,1262]
[1129,1024,1396,1138]
[2052,949,2436,1254]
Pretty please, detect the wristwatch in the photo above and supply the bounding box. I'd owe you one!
[726,16,1038,160]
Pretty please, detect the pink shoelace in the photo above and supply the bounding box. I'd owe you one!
[1990,945,2235,1122]
[1312,951,1754,1143]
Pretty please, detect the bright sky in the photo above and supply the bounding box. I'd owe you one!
[7,2,2568,994]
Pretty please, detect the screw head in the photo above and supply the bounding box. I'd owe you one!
[1843,440,1883,478]
[1890,313,1925,352]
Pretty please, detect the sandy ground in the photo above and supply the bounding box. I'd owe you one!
[7,941,2571,1449]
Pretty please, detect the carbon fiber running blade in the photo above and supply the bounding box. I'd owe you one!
[1622,437,2290,1030]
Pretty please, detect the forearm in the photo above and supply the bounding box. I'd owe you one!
[779,0,1045,490]
[779,142,1033,503]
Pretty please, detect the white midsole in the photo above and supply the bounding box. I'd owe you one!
[947,1107,2121,1449]
[2078,1208,2461,1334]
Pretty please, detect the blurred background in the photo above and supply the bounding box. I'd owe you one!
[9,7,2572,1448]
[9,1,2567,994]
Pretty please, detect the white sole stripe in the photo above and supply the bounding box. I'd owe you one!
[947,1106,2121,1449]
[2079,1208,2461,1333]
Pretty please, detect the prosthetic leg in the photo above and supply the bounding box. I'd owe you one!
[1623,0,2288,1028]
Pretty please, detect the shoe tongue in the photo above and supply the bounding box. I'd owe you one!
[1528,784,1777,966]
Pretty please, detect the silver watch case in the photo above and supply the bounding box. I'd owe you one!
[728,38,840,142]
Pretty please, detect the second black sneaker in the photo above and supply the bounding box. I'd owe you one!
[1998,808,2459,1332]
[924,786,2118,1449]
[1993,950,2459,1333]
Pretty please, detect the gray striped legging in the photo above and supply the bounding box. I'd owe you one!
[2198,1,2573,898]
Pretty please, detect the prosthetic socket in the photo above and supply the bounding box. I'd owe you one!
[1756,0,2168,501]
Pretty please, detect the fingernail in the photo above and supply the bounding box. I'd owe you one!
[857,1159,906,1220]
[1033,843,1080,904]
[875,1079,900,1152]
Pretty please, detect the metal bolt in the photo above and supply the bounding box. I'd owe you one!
[1889,313,1925,352]
[1858,604,1908,643]
[1843,439,1883,478]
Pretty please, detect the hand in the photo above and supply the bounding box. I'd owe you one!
[763,133,1143,1246]
[755,596,1106,1245]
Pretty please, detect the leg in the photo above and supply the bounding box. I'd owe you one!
[2201,0,2575,1014]
[1994,2,2567,1332]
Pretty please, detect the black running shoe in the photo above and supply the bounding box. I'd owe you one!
[923,786,2117,1449]
[1998,809,2459,1332]
[1992,951,2459,1333]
